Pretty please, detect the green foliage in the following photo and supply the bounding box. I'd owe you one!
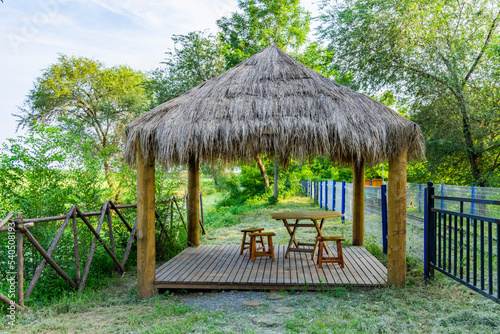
[267,195,278,205]
[0,124,105,217]
[303,157,353,182]
[147,31,226,105]
[217,0,311,67]
[200,162,228,189]
[16,55,151,198]
[292,42,354,87]
[319,0,500,186]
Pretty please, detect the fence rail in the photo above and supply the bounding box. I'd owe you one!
[0,192,206,310]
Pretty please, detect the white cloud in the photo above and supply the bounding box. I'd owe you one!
[0,0,321,143]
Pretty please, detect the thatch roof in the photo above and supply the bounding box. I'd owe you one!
[125,45,424,167]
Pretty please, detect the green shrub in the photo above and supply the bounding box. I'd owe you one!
[267,195,278,205]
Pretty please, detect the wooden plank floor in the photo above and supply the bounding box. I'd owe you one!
[155,245,387,290]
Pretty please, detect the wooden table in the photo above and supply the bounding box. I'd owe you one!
[270,211,344,259]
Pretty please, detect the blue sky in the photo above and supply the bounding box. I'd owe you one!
[0,0,321,144]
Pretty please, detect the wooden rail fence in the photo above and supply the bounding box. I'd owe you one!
[0,191,206,310]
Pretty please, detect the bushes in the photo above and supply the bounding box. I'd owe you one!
[0,125,189,310]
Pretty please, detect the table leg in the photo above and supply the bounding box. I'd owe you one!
[283,219,299,248]
[318,218,330,254]
[285,223,299,258]
[312,218,331,260]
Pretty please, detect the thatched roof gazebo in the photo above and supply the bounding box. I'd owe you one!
[125,45,424,298]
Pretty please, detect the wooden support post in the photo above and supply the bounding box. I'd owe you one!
[187,155,200,247]
[388,150,408,287]
[352,162,365,246]
[136,144,156,299]
[16,213,23,306]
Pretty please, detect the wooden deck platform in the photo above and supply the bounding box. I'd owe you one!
[155,245,387,290]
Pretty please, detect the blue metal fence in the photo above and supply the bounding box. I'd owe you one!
[300,180,500,260]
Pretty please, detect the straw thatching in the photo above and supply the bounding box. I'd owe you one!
[125,45,424,167]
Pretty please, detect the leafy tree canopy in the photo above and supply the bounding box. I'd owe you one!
[148,31,226,105]
[319,0,500,186]
[16,55,151,178]
[217,0,311,67]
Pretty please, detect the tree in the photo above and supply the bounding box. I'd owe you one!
[319,0,500,186]
[201,161,227,187]
[218,0,311,194]
[255,154,270,188]
[16,55,150,193]
[217,0,311,67]
[148,31,226,106]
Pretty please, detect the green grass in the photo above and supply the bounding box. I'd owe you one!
[2,194,500,333]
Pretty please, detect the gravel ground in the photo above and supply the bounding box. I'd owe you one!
[179,289,324,333]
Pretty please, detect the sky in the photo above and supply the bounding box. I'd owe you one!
[0,0,322,145]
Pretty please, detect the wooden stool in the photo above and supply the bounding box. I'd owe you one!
[240,228,265,255]
[248,232,275,262]
[316,236,345,268]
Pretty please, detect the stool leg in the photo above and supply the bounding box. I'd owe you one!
[337,240,344,268]
[240,232,247,255]
[259,235,265,250]
[318,241,323,268]
[312,239,320,261]
[250,236,256,262]
[268,236,274,261]
[316,240,320,264]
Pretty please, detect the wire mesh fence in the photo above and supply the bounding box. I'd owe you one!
[301,180,500,264]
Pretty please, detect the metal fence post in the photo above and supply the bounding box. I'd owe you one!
[320,181,323,208]
[381,184,388,254]
[341,181,346,224]
[314,181,316,202]
[419,183,423,213]
[441,183,445,211]
[471,185,476,215]
[314,182,317,202]
[424,181,435,279]
[332,181,336,211]
[325,181,328,211]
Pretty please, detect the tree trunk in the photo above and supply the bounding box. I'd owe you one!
[456,93,484,186]
[273,159,279,198]
[103,159,117,197]
[255,154,270,188]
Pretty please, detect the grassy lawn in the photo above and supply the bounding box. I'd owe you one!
[2,194,499,333]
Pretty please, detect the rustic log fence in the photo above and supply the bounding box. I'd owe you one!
[0,191,206,310]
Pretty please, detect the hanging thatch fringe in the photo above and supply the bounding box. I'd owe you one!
[125,45,424,167]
